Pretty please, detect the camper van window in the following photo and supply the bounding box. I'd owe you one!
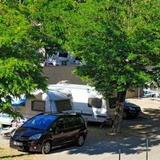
[64,117,74,129]
[88,98,102,108]
[55,100,71,112]
[31,100,45,112]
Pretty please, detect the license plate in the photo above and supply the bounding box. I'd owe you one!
[13,141,23,146]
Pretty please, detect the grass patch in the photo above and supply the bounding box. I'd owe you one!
[0,147,44,160]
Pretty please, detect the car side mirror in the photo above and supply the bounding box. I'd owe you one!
[49,127,55,132]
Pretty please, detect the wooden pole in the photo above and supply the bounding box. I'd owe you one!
[119,149,121,160]
[146,137,149,160]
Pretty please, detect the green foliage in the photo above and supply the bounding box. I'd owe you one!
[16,0,159,100]
[63,0,160,98]
[1,0,160,117]
[0,2,46,117]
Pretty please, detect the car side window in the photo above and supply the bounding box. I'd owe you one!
[68,116,83,129]
[49,123,56,132]
[55,118,65,133]
[63,117,71,130]
[63,116,81,130]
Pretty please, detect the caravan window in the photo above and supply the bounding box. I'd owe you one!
[31,100,45,112]
[88,98,102,108]
[55,100,71,112]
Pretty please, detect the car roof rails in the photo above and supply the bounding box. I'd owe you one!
[61,111,81,116]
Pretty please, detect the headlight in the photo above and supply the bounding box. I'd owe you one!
[29,133,42,140]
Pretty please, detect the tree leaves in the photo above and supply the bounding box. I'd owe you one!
[63,0,160,98]
[0,2,46,117]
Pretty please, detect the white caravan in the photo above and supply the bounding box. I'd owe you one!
[15,90,72,119]
[48,83,112,123]
[0,90,72,127]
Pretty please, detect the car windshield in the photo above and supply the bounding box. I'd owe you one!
[23,115,57,130]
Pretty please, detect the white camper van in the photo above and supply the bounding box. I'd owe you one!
[48,83,112,123]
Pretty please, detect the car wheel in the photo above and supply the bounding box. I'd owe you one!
[41,141,51,154]
[77,135,85,146]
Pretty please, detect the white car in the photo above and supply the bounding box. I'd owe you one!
[143,89,159,98]
[0,113,13,126]
[0,113,27,128]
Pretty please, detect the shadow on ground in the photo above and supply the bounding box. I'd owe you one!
[49,107,160,156]
[1,101,160,159]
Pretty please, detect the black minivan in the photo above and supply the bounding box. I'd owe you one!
[10,113,88,154]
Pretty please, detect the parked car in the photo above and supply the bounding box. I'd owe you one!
[10,113,88,154]
[123,101,141,119]
[0,113,13,127]
[0,118,27,137]
[143,89,159,98]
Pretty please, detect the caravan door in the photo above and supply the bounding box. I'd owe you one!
[71,88,94,122]
[88,97,108,123]
[70,88,108,123]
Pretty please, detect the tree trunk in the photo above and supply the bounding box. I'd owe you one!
[111,90,127,134]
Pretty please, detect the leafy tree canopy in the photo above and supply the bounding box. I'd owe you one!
[0,1,46,117]
[26,0,160,100]
[63,0,160,99]
[1,0,160,117]
[15,0,160,99]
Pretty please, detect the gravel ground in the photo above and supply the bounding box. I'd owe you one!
[1,98,160,160]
